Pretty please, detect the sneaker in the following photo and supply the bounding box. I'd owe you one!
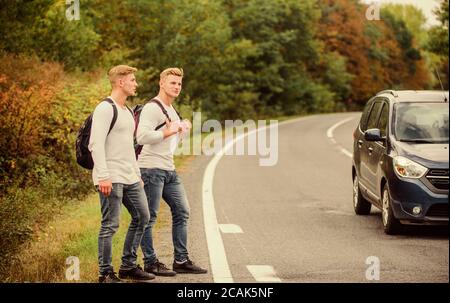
[173,258,208,274]
[118,265,156,282]
[145,259,177,277]
[99,271,122,283]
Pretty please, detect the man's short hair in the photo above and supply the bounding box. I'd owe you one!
[160,67,184,81]
[108,65,137,85]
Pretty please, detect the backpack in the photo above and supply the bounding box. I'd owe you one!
[75,98,118,170]
[133,98,182,159]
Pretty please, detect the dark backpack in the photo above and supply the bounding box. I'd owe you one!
[133,98,182,159]
[75,98,118,170]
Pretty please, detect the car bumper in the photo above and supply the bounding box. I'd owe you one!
[387,170,449,225]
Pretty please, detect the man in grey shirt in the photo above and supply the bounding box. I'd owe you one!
[89,65,154,283]
[137,67,207,276]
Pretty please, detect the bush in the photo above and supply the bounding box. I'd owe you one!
[0,171,62,276]
[0,54,110,277]
[0,53,64,188]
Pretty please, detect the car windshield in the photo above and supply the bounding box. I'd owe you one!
[394,102,449,143]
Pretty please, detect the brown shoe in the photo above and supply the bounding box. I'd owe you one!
[145,259,177,277]
[99,271,122,283]
[173,258,207,274]
[118,265,155,282]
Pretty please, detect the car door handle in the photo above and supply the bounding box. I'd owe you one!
[358,140,363,148]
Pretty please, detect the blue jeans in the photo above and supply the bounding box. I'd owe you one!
[140,168,190,265]
[98,182,150,275]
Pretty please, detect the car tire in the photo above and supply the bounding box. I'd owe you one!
[353,175,371,215]
[382,184,402,235]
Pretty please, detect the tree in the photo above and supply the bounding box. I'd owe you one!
[427,0,449,89]
[382,4,428,47]
[318,0,430,105]
[224,0,338,116]
[318,0,377,103]
[0,0,100,71]
[380,8,429,89]
[428,0,449,57]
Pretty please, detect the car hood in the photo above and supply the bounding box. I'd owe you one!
[394,142,449,168]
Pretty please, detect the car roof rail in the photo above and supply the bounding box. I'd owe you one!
[376,90,398,97]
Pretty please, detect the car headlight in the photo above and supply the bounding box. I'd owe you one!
[393,156,428,179]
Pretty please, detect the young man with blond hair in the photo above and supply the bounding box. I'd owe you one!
[89,65,154,283]
[137,67,207,276]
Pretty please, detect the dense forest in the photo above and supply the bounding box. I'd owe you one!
[0,0,448,277]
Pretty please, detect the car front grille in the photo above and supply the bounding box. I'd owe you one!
[426,169,449,191]
[426,204,449,217]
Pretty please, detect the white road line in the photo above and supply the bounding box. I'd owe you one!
[202,152,234,283]
[246,265,282,282]
[327,117,354,138]
[202,115,313,283]
[219,224,243,233]
[326,117,355,159]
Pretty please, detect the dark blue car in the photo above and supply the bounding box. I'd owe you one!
[352,90,449,234]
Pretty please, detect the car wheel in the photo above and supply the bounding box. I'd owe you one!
[353,175,371,215]
[382,184,401,235]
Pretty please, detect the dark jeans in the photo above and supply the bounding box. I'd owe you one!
[98,182,150,275]
[140,168,190,265]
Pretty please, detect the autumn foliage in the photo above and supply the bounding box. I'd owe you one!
[317,0,431,104]
[0,54,63,165]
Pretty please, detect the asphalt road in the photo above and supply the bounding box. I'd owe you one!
[157,112,448,283]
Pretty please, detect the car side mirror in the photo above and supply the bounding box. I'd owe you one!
[364,128,384,141]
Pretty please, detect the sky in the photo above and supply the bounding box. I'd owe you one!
[362,0,442,26]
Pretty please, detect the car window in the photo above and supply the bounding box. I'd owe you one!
[366,102,382,130]
[377,103,389,137]
[394,102,449,142]
[360,99,374,131]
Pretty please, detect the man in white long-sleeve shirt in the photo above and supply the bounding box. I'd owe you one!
[137,67,207,276]
[89,65,154,283]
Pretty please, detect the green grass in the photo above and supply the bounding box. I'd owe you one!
[4,194,139,282]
